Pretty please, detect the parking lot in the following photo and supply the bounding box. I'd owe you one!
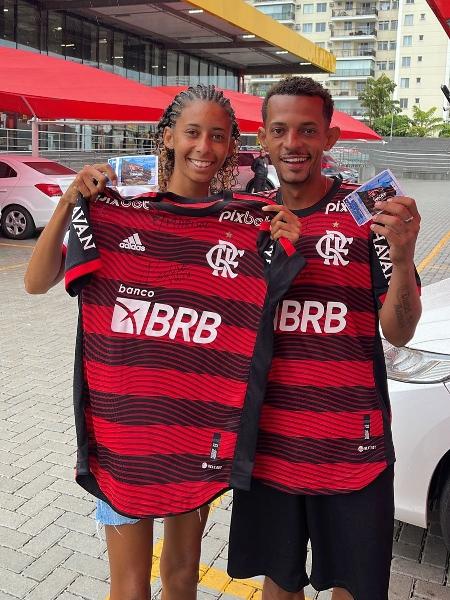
[0,178,449,600]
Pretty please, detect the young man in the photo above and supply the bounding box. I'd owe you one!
[251,148,269,192]
[227,77,422,600]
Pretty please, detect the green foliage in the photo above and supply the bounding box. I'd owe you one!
[358,75,399,126]
[409,106,444,137]
[438,123,450,137]
[373,114,412,137]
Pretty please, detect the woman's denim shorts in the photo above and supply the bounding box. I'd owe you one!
[95,499,140,526]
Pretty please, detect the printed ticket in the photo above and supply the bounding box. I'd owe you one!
[343,169,404,226]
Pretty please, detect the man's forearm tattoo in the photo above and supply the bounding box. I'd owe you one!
[394,287,413,329]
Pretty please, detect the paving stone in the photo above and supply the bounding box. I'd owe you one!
[23,566,76,600]
[16,490,60,517]
[54,512,97,536]
[393,540,422,561]
[20,524,67,558]
[388,572,414,599]
[414,580,450,599]
[68,575,110,600]
[22,545,73,581]
[52,495,95,516]
[0,526,31,550]
[59,531,106,558]
[18,506,63,536]
[399,524,425,547]
[422,535,449,568]
[0,492,27,512]
[14,475,57,499]
[391,557,444,585]
[63,553,109,580]
[0,566,36,597]
[0,547,34,573]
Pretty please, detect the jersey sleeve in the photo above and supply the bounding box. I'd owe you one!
[370,229,421,309]
[64,196,102,297]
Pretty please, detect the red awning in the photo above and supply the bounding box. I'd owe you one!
[0,47,381,140]
[425,0,450,37]
[153,85,382,141]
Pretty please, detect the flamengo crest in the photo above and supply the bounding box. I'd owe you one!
[316,230,353,266]
[206,240,244,279]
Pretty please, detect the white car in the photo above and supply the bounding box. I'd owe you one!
[0,155,76,239]
[385,277,450,549]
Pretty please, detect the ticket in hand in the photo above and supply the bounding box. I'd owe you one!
[343,169,404,226]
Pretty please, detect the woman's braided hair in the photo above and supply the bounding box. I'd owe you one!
[156,84,240,193]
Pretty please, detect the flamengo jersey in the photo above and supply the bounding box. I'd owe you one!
[252,178,420,495]
[64,189,304,518]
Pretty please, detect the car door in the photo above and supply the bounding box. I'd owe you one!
[0,161,18,209]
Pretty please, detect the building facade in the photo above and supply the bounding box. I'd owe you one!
[246,0,450,120]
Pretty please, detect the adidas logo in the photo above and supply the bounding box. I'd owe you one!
[119,233,145,252]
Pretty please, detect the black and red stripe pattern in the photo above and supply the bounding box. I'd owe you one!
[252,179,419,494]
[65,190,304,517]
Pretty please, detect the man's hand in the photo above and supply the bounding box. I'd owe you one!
[61,163,118,206]
[370,196,421,269]
[262,204,301,244]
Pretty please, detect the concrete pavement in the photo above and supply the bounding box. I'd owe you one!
[0,178,449,599]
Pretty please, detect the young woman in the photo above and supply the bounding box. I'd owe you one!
[25,84,299,600]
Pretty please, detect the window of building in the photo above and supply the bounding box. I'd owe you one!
[378,21,389,30]
[377,61,387,70]
[317,3,327,12]
[302,22,313,33]
[390,40,397,50]
[401,56,411,67]
[415,98,420,104]
[390,20,398,29]
[379,1,390,10]
[420,13,425,20]
[378,41,388,50]
[316,22,326,32]
[0,0,16,46]
[388,60,395,70]
[400,98,408,109]
[303,3,314,13]
[316,42,325,48]
[419,34,424,40]
[258,4,296,21]
[418,55,422,62]
[404,14,413,25]
[113,31,125,77]
[344,21,353,30]
[416,77,421,83]
[47,12,64,57]
[17,0,41,51]
[400,77,409,88]
[403,35,412,46]
[405,0,414,4]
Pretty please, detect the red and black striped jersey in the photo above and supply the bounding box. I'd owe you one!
[64,189,304,518]
[252,178,420,494]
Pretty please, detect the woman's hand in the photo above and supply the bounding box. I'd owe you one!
[61,163,118,206]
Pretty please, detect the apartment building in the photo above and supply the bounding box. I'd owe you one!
[246,0,450,120]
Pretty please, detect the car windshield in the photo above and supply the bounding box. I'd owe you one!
[23,162,76,175]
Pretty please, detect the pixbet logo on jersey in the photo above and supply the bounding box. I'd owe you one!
[111,284,222,344]
[218,209,270,227]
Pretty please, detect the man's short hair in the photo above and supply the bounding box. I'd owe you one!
[262,76,334,126]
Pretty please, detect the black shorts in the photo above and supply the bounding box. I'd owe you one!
[228,466,394,600]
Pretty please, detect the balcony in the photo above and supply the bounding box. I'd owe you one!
[332,48,376,57]
[331,7,378,19]
[330,26,377,40]
[331,68,375,78]
[332,88,359,97]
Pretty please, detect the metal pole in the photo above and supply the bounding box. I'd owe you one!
[389,112,394,141]
[31,118,39,157]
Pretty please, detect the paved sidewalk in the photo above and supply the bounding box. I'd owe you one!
[0,179,449,599]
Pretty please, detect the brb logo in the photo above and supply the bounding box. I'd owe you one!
[316,231,353,266]
[206,240,244,279]
[275,300,348,334]
[111,284,221,344]
[218,210,270,227]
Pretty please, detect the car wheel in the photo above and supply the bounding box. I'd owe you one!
[440,471,450,551]
[1,205,36,240]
